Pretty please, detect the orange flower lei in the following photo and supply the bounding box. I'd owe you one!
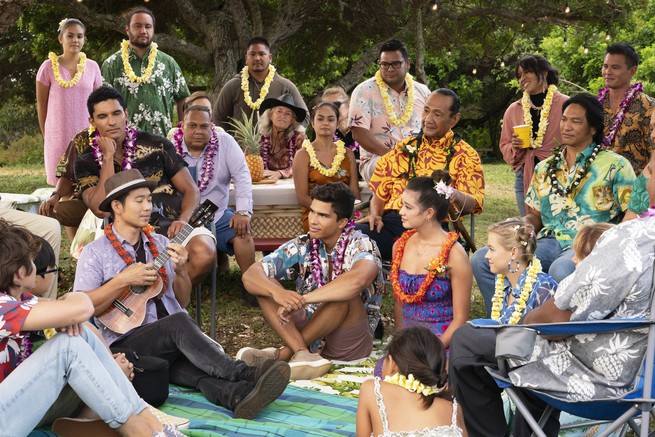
[391,230,459,304]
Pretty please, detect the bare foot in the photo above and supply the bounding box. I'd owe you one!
[113,352,135,381]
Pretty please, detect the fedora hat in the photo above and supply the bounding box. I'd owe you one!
[258,93,306,122]
[99,169,157,213]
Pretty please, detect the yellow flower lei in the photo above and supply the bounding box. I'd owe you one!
[241,65,276,110]
[384,372,443,396]
[375,70,415,126]
[49,52,86,88]
[303,139,347,177]
[491,258,542,324]
[120,40,158,84]
[521,84,557,149]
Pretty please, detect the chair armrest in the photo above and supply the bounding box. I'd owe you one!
[470,318,650,337]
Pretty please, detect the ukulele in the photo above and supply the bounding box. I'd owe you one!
[98,199,218,334]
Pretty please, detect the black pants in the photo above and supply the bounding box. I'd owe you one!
[355,211,405,260]
[449,324,560,437]
[112,312,255,410]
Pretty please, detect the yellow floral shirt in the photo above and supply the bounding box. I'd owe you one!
[369,131,485,212]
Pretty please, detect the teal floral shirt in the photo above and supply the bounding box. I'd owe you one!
[525,144,635,249]
[627,172,650,215]
[102,45,190,136]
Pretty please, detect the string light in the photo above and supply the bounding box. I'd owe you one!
[563,34,568,46]
[500,61,505,68]
[565,0,570,13]
[605,32,611,41]
[431,0,438,11]
[472,68,477,75]
[583,45,589,54]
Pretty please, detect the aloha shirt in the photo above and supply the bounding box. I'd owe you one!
[496,271,557,324]
[0,292,38,382]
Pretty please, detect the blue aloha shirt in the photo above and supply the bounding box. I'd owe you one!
[525,144,635,249]
[260,229,384,336]
[497,271,557,324]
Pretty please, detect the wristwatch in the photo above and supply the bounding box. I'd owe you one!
[236,210,252,218]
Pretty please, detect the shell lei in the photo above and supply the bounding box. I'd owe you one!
[172,125,219,192]
[391,230,459,304]
[49,52,87,88]
[491,258,542,324]
[303,139,347,177]
[383,373,443,396]
[597,82,643,147]
[241,65,276,110]
[375,70,415,126]
[521,84,557,149]
[309,220,355,287]
[88,124,138,170]
[121,40,158,84]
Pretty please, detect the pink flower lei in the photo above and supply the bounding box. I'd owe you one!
[309,220,356,287]
[260,132,299,170]
[90,123,137,170]
[597,82,642,147]
[172,122,219,193]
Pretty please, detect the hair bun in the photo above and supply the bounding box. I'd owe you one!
[430,169,452,185]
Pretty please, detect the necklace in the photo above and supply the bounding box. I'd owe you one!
[105,224,168,288]
[49,52,86,88]
[383,373,442,396]
[521,84,557,149]
[303,139,347,177]
[491,258,542,324]
[241,65,276,110]
[546,143,602,197]
[172,124,219,192]
[260,132,298,170]
[597,82,643,147]
[391,230,459,304]
[375,70,415,126]
[120,40,158,84]
[309,220,355,287]
[88,124,138,170]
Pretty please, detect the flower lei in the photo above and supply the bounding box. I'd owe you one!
[521,84,557,149]
[172,123,219,192]
[241,65,276,110]
[309,220,355,287]
[641,206,655,218]
[375,70,415,126]
[121,40,158,84]
[332,132,359,152]
[88,124,137,170]
[546,142,602,197]
[104,224,168,289]
[384,373,443,396]
[260,133,299,170]
[391,230,459,304]
[597,82,643,147]
[491,258,542,324]
[303,139,347,177]
[49,52,87,88]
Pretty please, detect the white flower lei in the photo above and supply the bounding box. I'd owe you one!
[375,70,415,126]
[491,258,542,324]
[303,139,347,177]
[121,40,158,84]
[521,84,557,149]
[241,65,276,110]
[49,52,86,88]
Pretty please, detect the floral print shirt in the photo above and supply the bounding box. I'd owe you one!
[601,91,655,174]
[525,144,635,249]
[627,172,651,215]
[0,292,37,382]
[509,216,655,401]
[497,271,557,324]
[102,45,190,136]
[369,131,485,213]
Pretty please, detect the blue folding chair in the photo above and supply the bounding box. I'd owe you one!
[470,304,655,437]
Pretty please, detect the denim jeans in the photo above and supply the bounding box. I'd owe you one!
[472,237,575,316]
[112,312,254,409]
[355,211,405,260]
[514,167,526,217]
[0,328,147,436]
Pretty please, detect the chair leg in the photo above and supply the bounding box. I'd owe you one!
[503,388,548,437]
[194,283,202,326]
[210,257,217,339]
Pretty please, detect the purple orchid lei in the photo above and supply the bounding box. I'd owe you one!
[260,133,299,170]
[172,122,219,193]
[17,334,32,366]
[91,123,137,170]
[640,206,655,218]
[597,82,642,147]
[310,220,356,287]
[332,132,360,152]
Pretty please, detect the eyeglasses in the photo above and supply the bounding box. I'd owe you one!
[37,265,58,277]
[378,61,404,71]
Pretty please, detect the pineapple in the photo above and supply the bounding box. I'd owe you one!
[542,342,572,375]
[228,111,264,182]
[592,334,640,381]
[566,374,595,401]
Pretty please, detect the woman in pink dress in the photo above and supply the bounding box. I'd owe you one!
[36,18,102,185]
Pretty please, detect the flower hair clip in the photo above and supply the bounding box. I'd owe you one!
[58,18,69,33]
[434,181,454,199]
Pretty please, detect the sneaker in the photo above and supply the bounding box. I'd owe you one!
[233,360,290,419]
[152,424,185,436]
[147,405,190,430]
[51,417,119,437]
[288,349,332,380]
[236,346,279,367]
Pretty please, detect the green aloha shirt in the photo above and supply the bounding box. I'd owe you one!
[101,45,190,136]
[627,172,650,215]
[525,143,635,249]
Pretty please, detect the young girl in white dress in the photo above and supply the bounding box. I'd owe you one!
[356,327,467,437]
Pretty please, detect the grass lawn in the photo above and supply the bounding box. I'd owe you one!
[0,161,519,355]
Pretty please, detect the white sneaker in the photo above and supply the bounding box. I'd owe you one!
[288,350,331,380]
[147,405,190,430]
[236,347,279,366]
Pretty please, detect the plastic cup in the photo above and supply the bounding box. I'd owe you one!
[513,124,532,149]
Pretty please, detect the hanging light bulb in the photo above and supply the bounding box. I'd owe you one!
[500,61,505,68]
[565,0,570,13]
[583,45,589,54]
[472,68,477,75]
[563,35,568,46]
[431,0,438,11]
[521,23,525,28]
[605,32,611,41]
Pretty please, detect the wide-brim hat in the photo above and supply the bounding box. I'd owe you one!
[99,169,157,213]
[258,93,306,122]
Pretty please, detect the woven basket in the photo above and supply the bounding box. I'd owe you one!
[251,206,304,239]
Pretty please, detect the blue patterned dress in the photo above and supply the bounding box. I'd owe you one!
[398,270,453,337]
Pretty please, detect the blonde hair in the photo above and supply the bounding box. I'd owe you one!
[572,223,615,262]
[322,86,349,102]
[487,218,537,263]
[257,108,304,139]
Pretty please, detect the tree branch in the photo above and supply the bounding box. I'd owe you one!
[174,0,210,38]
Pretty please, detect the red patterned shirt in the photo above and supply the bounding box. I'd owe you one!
[0,292,38,382]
